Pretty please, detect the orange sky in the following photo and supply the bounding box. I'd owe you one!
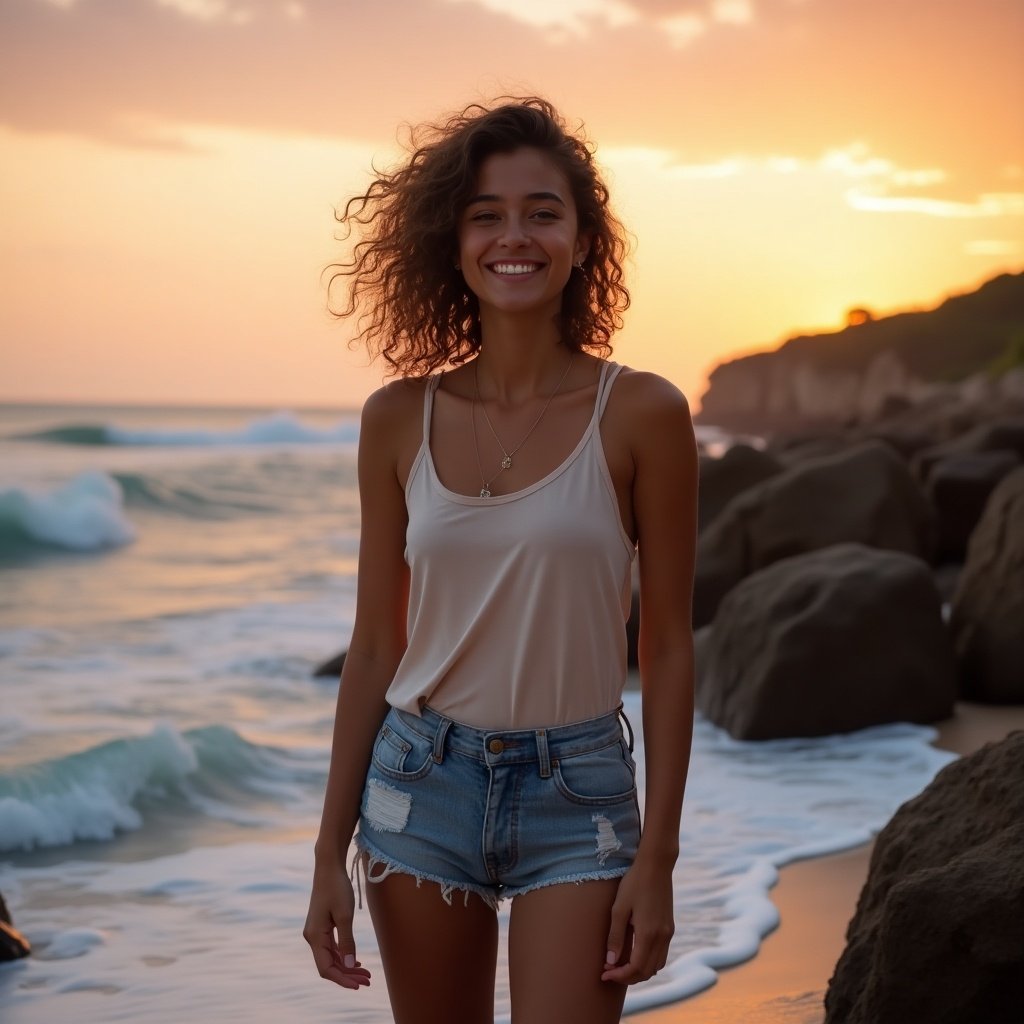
[1,0,1021,411]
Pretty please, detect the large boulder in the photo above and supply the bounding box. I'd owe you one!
[825,732,1024,1024]
[697,444,783,532]
[698,543,955,739]
[948,467,1024,702]
[925,449,1021,563]
[693,442,934,627]
[0,891,31,961]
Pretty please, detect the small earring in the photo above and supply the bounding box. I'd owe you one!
[454,261,461,270]
[574,259,584,270]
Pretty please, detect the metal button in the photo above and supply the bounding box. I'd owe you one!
[488,738,504,754]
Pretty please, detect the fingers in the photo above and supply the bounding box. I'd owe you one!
[601,920,673,985]
[303,920,372,990]
[602,900,631,980]
[332,928,371,989]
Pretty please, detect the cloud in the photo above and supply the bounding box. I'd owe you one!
[155,0,252,23]
[848,189,1024,218]
[442,0,638,35]
[602,142,1024,223]
[815,144,1024,219]
[441,0,754,43]
[710,0,754,25]
[658,11,707,47]
[965,240,1022,256]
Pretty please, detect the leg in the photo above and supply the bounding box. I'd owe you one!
[366,868,499,1024]
[508,878,628,1024]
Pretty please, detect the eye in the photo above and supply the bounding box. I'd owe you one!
[531,208,560,220]
[468,210,500,222]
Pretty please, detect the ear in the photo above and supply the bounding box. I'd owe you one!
[574,234,592,267]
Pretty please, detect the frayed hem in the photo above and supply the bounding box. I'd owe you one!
[501,867,631,901]
[351,834,501,911]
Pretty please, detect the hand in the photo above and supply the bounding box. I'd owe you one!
[303,857,372,990]
[601,859,675,985]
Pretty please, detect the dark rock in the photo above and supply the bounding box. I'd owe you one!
[698,445,783,532]
[825,732,1024,1024]
[861,393,979,454]
[0,891,30,961]
[912,416,1024,482]
[693,442,934,627]
[926,449,1021,562]
[949,467,1024,702]
[931,563,961,606]
[698,544,955,739]
[767,431,855,464]
[313,650,346,678]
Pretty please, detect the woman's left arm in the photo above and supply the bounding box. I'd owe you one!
[602,372,698,986]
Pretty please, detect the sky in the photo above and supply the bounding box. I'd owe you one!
[1,0,1022,411]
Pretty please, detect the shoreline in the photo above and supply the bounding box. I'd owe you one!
[627,702,1024,1023]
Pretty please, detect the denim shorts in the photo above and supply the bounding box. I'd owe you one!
[353,703,641,909]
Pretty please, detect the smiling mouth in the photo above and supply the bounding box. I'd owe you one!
[489,262,544,276]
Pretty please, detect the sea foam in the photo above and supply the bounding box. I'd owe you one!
[18,412,358,448]
[0,471,135,554]
[0,723,318,852]
[0,724,197,851]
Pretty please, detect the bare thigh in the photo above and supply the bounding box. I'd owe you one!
[508,879,627,1024]
[366,868,499,1024]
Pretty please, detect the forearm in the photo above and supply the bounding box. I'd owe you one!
[635,637,694,865]
[313,646,403,863]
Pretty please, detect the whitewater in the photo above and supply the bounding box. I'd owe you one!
[0,401,956,1022]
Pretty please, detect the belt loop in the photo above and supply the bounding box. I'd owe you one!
[433,716,452,763]
[535,728,551,778]
[618,705,635,753]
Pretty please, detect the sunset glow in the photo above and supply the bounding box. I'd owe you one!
[1,0,1021,409]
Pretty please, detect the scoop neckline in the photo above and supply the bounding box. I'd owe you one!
[425,362,612,506]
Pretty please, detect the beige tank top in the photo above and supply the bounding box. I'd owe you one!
[385,360,636,730]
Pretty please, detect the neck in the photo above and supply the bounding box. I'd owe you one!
[474,311,568,404]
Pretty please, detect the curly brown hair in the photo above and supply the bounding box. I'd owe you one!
[327,97,631,378]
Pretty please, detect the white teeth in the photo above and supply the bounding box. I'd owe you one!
[491,263,540,275]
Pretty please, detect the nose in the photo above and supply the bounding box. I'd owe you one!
[499,214,529,247]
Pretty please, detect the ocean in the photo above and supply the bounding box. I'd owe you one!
[0,401,955,1022]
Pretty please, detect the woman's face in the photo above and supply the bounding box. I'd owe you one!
[457,147,589,321]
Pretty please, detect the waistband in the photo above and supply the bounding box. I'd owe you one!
[387,703,634,780]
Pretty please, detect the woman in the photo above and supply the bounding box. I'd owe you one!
[304,97,697,1024]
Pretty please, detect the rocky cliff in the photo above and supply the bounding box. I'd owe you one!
[697,272,1024,434]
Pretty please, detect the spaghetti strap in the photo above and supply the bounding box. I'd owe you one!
[595,362,624,420]
[422,372,444,446]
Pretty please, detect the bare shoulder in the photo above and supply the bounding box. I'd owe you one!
[359,377,432,487]
[360,377,428,445]
[361,377,427,426]
[609,367,694,442]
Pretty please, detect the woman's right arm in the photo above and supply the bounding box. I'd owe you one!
[303,383,414,989]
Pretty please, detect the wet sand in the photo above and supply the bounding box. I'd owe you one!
[627,702,1024,1023]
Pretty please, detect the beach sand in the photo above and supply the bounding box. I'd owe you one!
[627,702,1024,1023]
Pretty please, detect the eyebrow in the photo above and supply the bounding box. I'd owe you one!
[466,191,566,206]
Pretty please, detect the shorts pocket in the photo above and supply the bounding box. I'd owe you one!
[370,713,435,781]
[552,739,637,807]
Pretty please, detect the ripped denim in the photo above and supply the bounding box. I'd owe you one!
[352,702,640,908]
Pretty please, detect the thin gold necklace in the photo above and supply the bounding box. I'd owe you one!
[471,352,574,498]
